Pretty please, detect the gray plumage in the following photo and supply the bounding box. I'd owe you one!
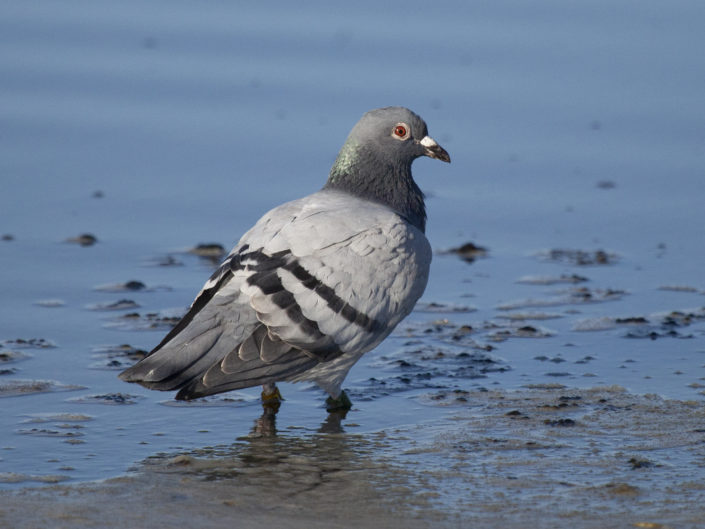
[119,107,450,402]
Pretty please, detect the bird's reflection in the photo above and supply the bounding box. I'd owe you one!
[251,405,278,437]
[318,409,348,434]
[137,401,407,520]
[251,403,349,438]
[130,385,432,526]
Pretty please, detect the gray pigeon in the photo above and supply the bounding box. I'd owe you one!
[119,107,450,411]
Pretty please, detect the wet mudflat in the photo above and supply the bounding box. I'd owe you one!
[2,1,705,527]
[2,388,705,529]
[2,235,704,529]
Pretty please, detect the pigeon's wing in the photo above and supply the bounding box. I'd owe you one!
[181,191,432,398]
[118,245,263,392]
[120,190,431,399]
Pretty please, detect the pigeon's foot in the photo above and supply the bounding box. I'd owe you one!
[325,390,352,412]
[261,383,283,412]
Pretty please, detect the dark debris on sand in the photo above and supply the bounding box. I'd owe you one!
[442,241,488,263]
[90,344,148,370]
[65,234,98,247]
[106,310,183,331]
[539,248,617,266]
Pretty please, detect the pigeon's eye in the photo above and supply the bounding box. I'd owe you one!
[392,123,410,140]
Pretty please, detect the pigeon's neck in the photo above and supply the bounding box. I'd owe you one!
[324,140,427,232]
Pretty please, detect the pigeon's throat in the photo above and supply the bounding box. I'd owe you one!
[326,142,427,232]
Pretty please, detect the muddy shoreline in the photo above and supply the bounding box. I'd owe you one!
[2,386,704,529]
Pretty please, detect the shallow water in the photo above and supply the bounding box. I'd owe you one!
[2,0,705,525]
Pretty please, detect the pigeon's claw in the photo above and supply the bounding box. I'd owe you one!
[325,390,352,412]
[261,383,284,411]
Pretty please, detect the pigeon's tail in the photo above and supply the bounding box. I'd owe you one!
[118,321,238,392]
[174,348,320,400]
[119,323,327,400]
[174,324,324,399]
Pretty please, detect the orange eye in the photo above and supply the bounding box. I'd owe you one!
[394,125,407,138]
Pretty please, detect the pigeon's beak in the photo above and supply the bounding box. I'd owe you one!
[419,136,451,163]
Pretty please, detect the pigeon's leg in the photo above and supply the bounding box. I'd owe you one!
[261,382,283,411]
[325,390,352,412]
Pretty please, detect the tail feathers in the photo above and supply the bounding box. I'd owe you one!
[120,319,346,399]
[118,323,245,391]
[175,348,319,400]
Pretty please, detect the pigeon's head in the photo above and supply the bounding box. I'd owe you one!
[326,107,449,232]
[346,107,450,166]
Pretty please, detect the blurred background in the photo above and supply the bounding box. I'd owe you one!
[3,1,704,252]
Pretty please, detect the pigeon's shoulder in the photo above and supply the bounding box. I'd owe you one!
[238,189,420,255]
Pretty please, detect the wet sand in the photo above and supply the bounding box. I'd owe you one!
[2,386,704,529]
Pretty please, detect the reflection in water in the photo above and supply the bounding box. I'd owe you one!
[115,408,441,528]
[141,406,411,511]
[251,406,279,438]
[251,406,348,438]
[250,405,348,438]
[317,410,348,434]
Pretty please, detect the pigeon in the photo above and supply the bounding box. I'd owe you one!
[119,106,450,411]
